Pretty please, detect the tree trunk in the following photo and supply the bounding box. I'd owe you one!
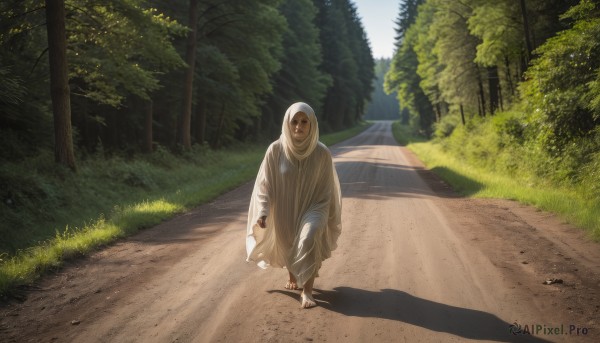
[401,108,409,125]
[477,72,486,117]
[143,100,153,153]
[212,102,226,149]
[459,103,465,125]
[195,87,206,145]
[504,55,514,96]
[519,0,533,64]
[487,66,499,115]
[498,79,504,112]
[45,0,76,171]
[181,0,199,149]
[107,110,118,150]
[78,97,92,152]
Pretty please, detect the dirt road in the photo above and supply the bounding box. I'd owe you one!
[1,121,599,342]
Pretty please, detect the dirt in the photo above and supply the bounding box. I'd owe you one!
[1,121,599,342]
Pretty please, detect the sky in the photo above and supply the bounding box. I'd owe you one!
[352,0,400,60]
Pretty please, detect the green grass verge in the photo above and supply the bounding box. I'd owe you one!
[392,122,600,241]
[320,121,371,146]
[0,122,371,296]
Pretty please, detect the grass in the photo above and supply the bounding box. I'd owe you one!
[392,122,600,241]
[0,121,372,296]
[320,121,372,146]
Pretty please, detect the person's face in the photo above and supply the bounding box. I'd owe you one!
[290,111,311,141]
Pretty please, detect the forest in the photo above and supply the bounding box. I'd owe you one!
[0,0,373,281]
[0,0,374,170]
[0,0,375,294]
[1,0,600,293]
[384,0,600,214]
[362,58,402,121]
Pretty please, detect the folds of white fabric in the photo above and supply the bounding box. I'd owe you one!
[246,140,342,287]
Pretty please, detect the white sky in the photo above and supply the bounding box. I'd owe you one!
[352,0,400,59]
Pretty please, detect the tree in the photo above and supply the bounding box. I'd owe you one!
[180,0,199,149]
[429,0,485,116]
[467,0,524,102]
[261,0,331,138]
[412,1,445,120]
[385,0,435,134]
[143,99,153,153]
[195,0,286,147]
[2,0,376,159]
[520,0,533,62]
[313,0,374,131]
[45,0,76,170]
[345,1,375,125]
[363,58,400,120]
[63,0,186,152]
[521,0,600,152]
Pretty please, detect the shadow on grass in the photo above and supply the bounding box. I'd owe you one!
[430,166,484,197]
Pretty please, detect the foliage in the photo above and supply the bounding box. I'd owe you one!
[579,129,600,199]
[433,114,461,139]
[260,0,331,137]
[313,0,375,132]
[391,120,428,146]
[198,0,286,146]
[384,0,435,136]
[66,0,187,106]
[428,0,482,114]
[385,0,588,136]
[467,0,523,68]
[0,0,186,161]
[384,0,600,230]
[521,0,600,153]
[412,2,442,109]
[0,143,258,257]
[0,0,375,162]
[0,124,369,295]
[406,132,600,241]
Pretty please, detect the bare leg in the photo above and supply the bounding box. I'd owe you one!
[300,275,317,308]
[285,271,298,290]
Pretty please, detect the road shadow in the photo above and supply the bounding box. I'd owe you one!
[335,160,482,200]
[430,166,484,197]
[269,287,551,342]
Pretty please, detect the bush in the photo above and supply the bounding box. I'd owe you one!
[492,111,526,146]
[520,1,600,152]
[436,105,600,201]
[433,114,461,139]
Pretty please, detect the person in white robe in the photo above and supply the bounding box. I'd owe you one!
[246,102,342,308]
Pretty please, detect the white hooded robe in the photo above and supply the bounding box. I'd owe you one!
[246,102,342,286]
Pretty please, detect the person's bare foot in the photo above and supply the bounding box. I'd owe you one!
[300,275,316,308]
[285,280,298,290]
[285,271,298,290]
[301,291,317,308]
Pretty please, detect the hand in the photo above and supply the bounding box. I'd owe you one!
[257,216,267,228]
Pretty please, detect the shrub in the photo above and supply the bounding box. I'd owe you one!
[433,114,461,139]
